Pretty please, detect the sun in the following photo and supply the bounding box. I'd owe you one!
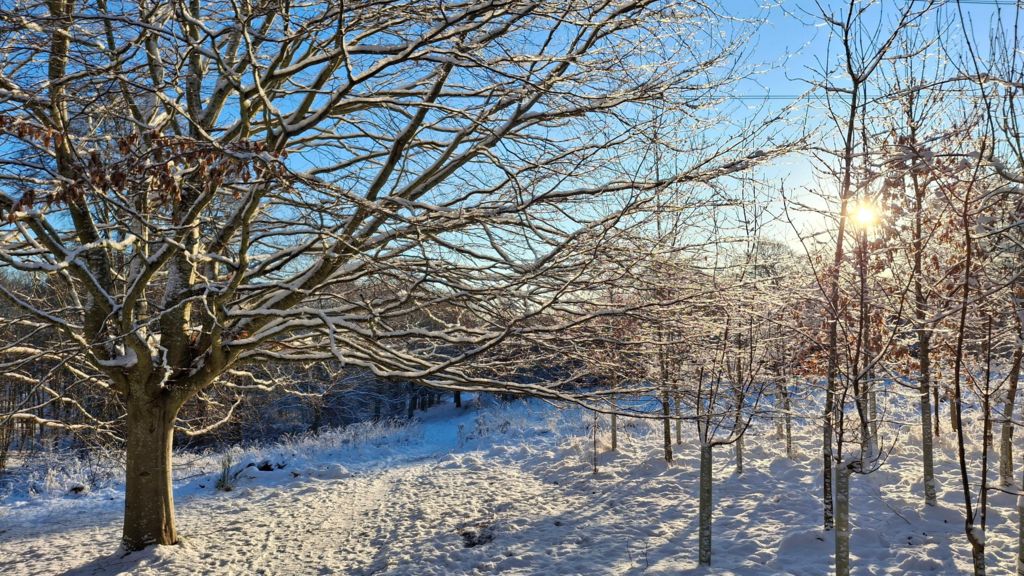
[850,200,880,230]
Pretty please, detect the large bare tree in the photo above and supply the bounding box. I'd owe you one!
[0,0,778,549]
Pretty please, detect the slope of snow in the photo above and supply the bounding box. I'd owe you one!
[0,396,1019,575]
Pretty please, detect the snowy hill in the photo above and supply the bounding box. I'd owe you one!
[0,396,1017,575]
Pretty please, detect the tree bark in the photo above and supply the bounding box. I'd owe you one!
[122,391,179,550]
[674,387,682,445]
[868,385,878,458]
[824,383,835,531]
[778,380,793,459]
[735,435,744,475]
[1000,345,1022,487]
[1017,476,1024,575]
[919,333,937,506]
[775,382,786,440]
[835,461,852,576]
[698,443,713,566]
[662,388,672,463]
[950,386,960,433]
[611,394,618,451]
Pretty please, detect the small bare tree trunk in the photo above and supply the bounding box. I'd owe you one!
[775,382,785,440]
[919,331,937,506]
[783,384,793,459]
[735,435,744,475]
[698,443,713,566]
[662,388,672,463]
[1000,345,1022,487]
[835,461,852,576]
[674,387,682,445]
[950,386,960,433]
[868,385,878,456]
[732,363,744,475]
[122,391,179,550]
[610,394,618,451]
[1017,475,1024,575]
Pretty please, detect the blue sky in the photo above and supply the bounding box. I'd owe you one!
[711,0,1017,244]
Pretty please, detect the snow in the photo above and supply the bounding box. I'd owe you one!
[0,396,1020,575]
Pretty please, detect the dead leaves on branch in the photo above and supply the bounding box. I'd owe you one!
[0,116,289,221]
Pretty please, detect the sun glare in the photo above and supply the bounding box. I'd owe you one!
[850,201,880,230]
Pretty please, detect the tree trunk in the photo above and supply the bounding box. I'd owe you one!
[674,388,682,445]
[919,333,937,506]
[454,391,462,408]
[824,382,835,531]
[970,537,986,576]
[610,394,618,451]
[1000,345,1022,487]
[1017,477,1024,575]
[783,383,793,460]
[835,461,852,576]
[868,385,878,457]
[310,400,324,433]
[698,443,713,566]
[735,435,744,475]
[122,392,179,550]
[950,386,960,432]
[775,382,786,440]
[662,388,672,463]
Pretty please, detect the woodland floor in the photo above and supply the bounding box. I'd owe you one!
[0,396,1018,575]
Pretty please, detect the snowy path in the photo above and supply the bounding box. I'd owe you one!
[2,401,1020,575]
[1,451,580,575]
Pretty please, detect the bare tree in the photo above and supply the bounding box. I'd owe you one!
[0,0,783,550]
[805,0,936,536]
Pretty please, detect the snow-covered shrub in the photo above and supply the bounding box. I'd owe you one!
[215,455,236,492]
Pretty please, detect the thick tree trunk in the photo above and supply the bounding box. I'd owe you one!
[698,443,713,566]
[1000,345,1022,487]
[122,393,179,550]
[835,461,852,576]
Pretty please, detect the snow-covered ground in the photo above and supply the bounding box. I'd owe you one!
[0,395,1018,575]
